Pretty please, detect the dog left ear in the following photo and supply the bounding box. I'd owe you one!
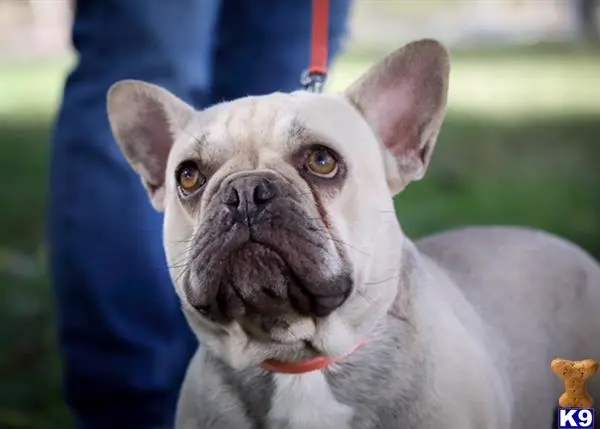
[107,80,195,211]
[345,39,450,195]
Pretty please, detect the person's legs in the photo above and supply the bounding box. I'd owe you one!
[51,0,353,427]
[49,1,221,428]
[575,0,598,41]
[209,0,353,103]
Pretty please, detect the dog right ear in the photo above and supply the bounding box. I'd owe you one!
[345,39,450,195]
[107,80,195,212]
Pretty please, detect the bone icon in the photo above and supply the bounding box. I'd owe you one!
[551,358,599,408]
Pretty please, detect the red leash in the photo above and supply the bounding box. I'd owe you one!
[301,0,330,93]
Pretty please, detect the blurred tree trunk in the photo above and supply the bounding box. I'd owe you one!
[576,0,599,42]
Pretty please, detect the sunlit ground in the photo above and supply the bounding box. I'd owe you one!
[2,46,600,120]
[0,44,599,428]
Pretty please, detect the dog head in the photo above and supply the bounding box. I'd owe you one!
[107,39,450,368]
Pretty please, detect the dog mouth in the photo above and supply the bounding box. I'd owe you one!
[183,215,353,338]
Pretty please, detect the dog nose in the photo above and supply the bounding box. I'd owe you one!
[222,175,278,224]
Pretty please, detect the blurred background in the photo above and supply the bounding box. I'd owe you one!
[0,1,598,428]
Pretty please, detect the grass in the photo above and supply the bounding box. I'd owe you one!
[0,43,599,428]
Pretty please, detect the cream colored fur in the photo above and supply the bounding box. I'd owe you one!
[107,40,600,429]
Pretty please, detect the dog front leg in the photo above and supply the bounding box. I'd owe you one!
[175,348,253,429]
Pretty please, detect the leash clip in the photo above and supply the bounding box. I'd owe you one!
[302,0,329,94]
[301,70,327,94]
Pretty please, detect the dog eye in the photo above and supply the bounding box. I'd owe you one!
[176,161,206,196]
[306,147,338,178]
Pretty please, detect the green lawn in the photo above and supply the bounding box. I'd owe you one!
[0,44,599,429]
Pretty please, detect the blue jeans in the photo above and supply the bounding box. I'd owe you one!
[49,1,351,428]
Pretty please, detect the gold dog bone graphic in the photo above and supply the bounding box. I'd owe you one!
[551,358,599,408]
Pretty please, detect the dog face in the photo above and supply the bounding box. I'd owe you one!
[107,39,450,368]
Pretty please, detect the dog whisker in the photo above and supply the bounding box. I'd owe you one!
[364,275,399,286]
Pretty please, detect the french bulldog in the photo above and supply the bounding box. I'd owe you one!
[106,39,600,429]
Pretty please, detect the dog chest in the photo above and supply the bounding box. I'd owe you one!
[266,371,354,429]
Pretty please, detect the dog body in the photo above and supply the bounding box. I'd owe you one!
[107,40,600,428]
[175,227,600,429]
